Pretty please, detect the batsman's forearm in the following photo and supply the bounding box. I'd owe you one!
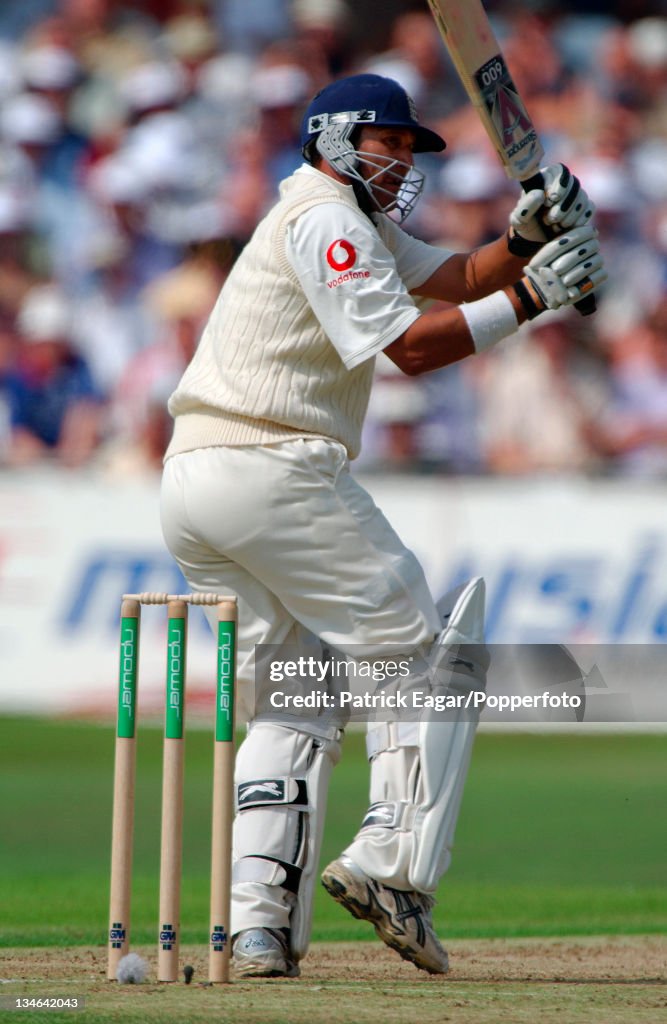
[415,235,529,304]
[385,284,527,376]
[384,307,475,374]
[464,236,530,299]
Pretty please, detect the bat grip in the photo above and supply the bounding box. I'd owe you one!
[521,175,596,317]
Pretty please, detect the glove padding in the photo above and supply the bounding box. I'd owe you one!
[509,164,596,247]
[541,163,596,231]
[517,224,607,318]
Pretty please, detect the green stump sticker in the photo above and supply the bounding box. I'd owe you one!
[117,617,139,739]
[166,616,187,739]
[216,621,236,742]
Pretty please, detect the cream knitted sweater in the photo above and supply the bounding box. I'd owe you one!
[165,168,382,461]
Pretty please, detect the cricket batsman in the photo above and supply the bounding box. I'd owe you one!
[160,73,606,978]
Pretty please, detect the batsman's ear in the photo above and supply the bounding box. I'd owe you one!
[303,138,318,164]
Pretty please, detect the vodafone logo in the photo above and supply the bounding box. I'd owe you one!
[326,239,356,272]
[323,237,370,289]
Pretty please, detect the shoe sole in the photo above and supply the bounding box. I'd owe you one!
[234,966,299,979]
[321,866,447,975]
[233,959,301,979]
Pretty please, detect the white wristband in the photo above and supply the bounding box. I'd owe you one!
[460,290,519,353]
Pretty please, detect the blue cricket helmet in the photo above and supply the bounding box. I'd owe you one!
[301,73,446,157]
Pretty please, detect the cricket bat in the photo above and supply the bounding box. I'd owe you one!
[425,0,595,314]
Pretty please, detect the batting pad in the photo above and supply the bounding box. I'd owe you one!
[231,720,341,958]
[344,577,487,894]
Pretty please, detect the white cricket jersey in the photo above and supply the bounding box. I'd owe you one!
[166,164,455,461]
[286,171,454,370]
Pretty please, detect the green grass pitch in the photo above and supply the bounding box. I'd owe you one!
[0,717,665,948]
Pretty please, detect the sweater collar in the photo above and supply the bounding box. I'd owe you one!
[280,163,358,203]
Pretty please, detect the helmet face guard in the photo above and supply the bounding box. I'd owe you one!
[302,74,445,222]
[314,121,425,222]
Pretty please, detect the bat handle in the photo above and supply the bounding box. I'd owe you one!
[521,175,596,317]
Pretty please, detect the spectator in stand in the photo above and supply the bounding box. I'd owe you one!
[576,155,659,343]
[0,89,59,212]
[290,0,352,80]
[359,352,429,473]
[250,60,313,190]
[5,283,104,467]
[103,235,236,473]
[601,295,667,478]
[0,39,21,101]
[214,0,291,55]
[473,313,612,475]
[415,149,511,246]
[161,8,220,98]
[85,151,181,294]
[0,187,39,323]
[19,43,87,187]
[218,57,313,234]
[365,10,466,123]
[0,88,94,289]
[0,3,666,477]
[67,230,158,399]
[0,317,21,462]
[8,38,97,286]
[192,26,256,158]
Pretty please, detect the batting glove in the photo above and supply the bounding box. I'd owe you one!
[507,164,596,256]
[512,224,607,319]
[541,163,596,231]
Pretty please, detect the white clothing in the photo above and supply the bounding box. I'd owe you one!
[165,165,450,460]
[161,438,440,723]
[159,165,466,950]
[285,169,452,369]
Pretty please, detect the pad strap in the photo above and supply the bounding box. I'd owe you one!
[360,800,418,832]
[366,721,419,759]
[233,855,302,893]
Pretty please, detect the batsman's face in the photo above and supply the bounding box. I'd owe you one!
[356,126,416,192]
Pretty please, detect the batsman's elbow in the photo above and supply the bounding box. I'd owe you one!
[384,331,429,376]
[384,347,425,376]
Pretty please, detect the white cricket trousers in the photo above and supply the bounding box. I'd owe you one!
[160,438,441,938]
[160,438,440,705]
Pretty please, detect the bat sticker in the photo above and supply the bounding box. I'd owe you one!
[474,55,541,174]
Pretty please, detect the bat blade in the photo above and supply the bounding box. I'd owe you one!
[426,0,595,314]
[425,0,543,181]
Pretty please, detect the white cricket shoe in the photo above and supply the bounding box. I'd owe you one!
[232,928,300,978]
[321,855,449,974]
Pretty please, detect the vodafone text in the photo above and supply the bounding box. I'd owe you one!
[327,269,371,288]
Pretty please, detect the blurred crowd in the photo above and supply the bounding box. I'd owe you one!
[1,0,667,477]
